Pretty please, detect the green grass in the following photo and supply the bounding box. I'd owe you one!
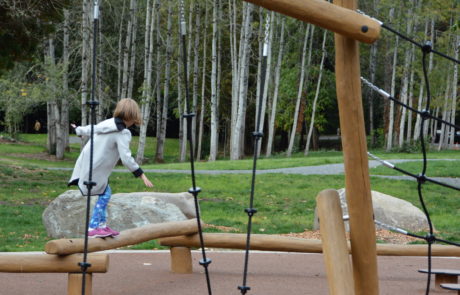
[370,159,460,177]
[0,133,459,251]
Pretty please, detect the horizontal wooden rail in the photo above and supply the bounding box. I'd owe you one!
[0,253,108,273]
[160,233,460,257]
[46,219,199,255]
[243,0,380,44]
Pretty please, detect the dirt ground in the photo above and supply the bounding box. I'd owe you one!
[0,250,458,295]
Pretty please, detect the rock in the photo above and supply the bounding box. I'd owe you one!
[43,190,197,238]
[313,188,430,232]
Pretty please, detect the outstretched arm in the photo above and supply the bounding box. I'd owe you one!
[140,173,154,187]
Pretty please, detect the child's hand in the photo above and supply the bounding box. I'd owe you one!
[70,123,77,129]
[141,174,154,188]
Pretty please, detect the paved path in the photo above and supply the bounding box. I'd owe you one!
[1,250,458,295]
[49,158,460,186]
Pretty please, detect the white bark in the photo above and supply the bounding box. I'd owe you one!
[386,35,399,151]
[116,0,127,100]
[197,2,208,161]
[305,30,327,155]
[137,0,156,164]
[155,1,172,162]
[266,17,285,157]
[121,0,137,99]
[256,11,275,157]
[230,3,253,160]
[287,24,311,156]
[438,76,451,150]
[192,2,201,156]
[448,35,459,147]
[81,0,91,127]
[209,0,220,161]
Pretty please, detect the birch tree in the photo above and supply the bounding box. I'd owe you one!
[265,16,285,157]
[287,24,311,156]
[448,35,459,148]
[209,0,220,161]
[155,1,172,162]
[196,2,208,161]
[304,30,328,155]
[80,0,91,127]
[255,10,274,157]
[230,3,253,160]
[121,0,138,99]
[136,0,156,164]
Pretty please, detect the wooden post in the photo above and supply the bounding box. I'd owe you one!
[243,0,380,44]
[170,247,193,274]
[334,0,379,293]
[45,219,199,255]
[68,273,92,295]
[317,189,355,295]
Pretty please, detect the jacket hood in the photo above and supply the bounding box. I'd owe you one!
[95,118,123,134]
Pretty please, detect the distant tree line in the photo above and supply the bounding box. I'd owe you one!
[0,0,458,161]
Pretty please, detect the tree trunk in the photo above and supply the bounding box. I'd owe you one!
[231,3,253,160]
[386,35,398,151]
[437,76,451,150]
[397,3,414,148]
[406,47,416,143]
[155,1,172,163]
[305,30,327,155]
[46,38,57,156]
[192,2,201,157]
[266,16,285,157]
[81,0,91,128]
[121,0,137,99]
[196,2,208,161]
[287,24,311,156]
[62,9,70,153]
[116,0,126,100]
[209,0,220,161]
[136,0,156,164]
[448,35,459,147]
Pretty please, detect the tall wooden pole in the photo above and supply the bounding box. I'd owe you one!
[334,0,379,293]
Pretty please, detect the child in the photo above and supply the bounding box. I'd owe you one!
[68,98,153,238]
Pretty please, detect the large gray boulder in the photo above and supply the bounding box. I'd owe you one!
[43,190,196,238]
[313,188,430,232]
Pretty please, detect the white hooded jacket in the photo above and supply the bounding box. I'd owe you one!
[68,118,142,196]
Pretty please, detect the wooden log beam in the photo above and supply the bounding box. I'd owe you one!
[159,233,460,257]
[0,253,108,273]
[333,0,379,293]
[45,219,199,255]
[161,233,323,253]
[243,0,380,44]
[317,189,355,295]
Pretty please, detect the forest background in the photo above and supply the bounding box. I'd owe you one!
[0,0,458,163]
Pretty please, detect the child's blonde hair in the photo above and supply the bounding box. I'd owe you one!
[113,98,141,125]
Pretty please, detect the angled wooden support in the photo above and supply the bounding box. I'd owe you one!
[45,219,199,255]
[334,0,379,293]
[317,189,355,295]
[243,0,380,44]
[0,253,108,273]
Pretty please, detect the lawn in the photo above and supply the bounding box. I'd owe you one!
[0,133,459,251]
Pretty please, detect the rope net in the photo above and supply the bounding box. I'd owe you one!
[361,19,459,295]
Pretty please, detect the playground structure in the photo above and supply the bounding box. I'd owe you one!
[1,0,458,294]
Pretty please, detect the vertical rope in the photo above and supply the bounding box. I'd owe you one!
[79,1,100,294]
[179,1,212,294]
[238,13,270,295]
